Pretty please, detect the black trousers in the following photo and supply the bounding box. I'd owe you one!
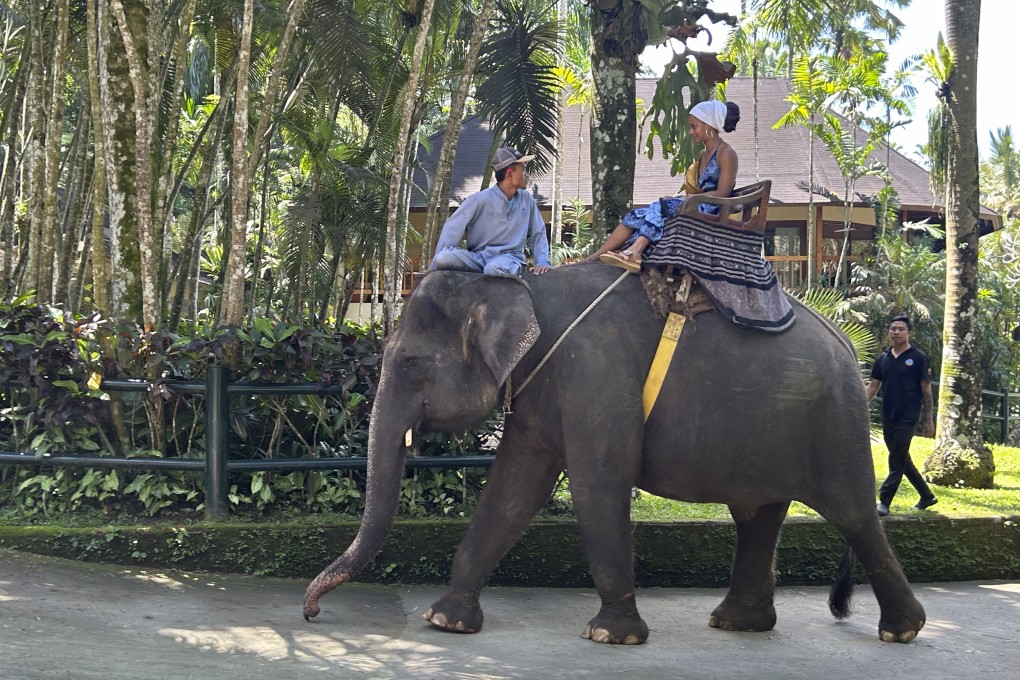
[878,419,935,505]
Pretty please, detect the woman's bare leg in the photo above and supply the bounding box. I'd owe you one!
[584,224,634,262]
[620,236,650,263]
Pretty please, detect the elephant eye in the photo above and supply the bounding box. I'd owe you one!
[403,355,420,367]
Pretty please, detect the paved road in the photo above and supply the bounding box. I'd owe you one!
[1,549,1018,679]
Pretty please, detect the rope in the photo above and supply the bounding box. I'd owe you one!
[503,270,633,411]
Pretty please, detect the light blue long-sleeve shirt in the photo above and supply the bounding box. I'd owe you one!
[432,185,551,269]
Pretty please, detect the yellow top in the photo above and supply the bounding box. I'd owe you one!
[683,160,704,195]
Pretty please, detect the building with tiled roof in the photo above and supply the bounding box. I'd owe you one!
[406,77,1000,289]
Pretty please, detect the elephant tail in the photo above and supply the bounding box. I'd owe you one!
[828,543,856,620]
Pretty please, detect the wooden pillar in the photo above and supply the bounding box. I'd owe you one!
[814,204,824,279]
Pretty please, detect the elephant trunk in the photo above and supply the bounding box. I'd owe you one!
[303,387,417,620]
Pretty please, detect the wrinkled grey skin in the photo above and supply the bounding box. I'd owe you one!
[304,266,925,645]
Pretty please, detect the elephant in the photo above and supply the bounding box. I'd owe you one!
[303,265,926,645]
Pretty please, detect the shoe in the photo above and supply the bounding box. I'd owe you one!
[599,252,641,273]
[913,496,938,511]
[876,503,890,516]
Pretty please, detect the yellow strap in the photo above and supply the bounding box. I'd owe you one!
[642,312,687,422]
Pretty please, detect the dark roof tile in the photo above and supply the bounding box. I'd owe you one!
[411,77,997,223]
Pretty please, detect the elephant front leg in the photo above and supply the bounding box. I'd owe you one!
[709,502,790,632]
[570,468,649,645]
[424,433,562,635]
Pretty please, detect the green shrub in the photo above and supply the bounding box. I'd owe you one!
[1,298,497,519]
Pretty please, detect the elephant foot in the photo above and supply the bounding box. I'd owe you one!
[878,601,926,643]
[423,591,483,634]
[580,610,649,645]
[708,594,777,632]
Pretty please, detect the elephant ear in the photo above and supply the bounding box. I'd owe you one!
[462,276,540,387]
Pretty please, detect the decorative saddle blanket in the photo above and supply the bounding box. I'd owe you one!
[642,214,795,333]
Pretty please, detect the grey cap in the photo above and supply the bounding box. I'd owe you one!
[491,146,535,171]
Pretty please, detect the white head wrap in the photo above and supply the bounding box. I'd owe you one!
[689,100,727,133]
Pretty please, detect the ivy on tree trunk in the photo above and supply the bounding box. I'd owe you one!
[924,0,995,489]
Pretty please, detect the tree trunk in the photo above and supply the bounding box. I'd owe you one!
[166,98,230,330]
[248,150,272,323]
[110,0,162,328]
[97,1,142,319]
[806,119,816,289]
[85,0,128,451]
[54,104,91,308]
[550,0,568,256]
[924,0,995,488]
[382,0,437,336]
[154,0,198,241]
[589,1,645,235]
[40,0,71,302]
[421,0,496,268]
[246,0,306,182]
[0,41,28,298]
[25,1,49,299]
[219,0,255,327]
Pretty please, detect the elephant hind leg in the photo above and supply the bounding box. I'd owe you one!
[709,502,790,632]
[825,513,926,642]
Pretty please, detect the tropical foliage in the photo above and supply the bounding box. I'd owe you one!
[1,0,1018,512]
[0,294,498,518]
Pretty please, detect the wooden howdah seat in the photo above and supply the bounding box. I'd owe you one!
[679,179,772,233]
[640,176,794,333]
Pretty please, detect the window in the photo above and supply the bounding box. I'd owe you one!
[766,227,802,256]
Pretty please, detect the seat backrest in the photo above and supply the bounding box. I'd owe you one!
[679,179,772,233]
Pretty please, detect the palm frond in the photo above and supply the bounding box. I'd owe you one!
[474,0,561,175]
[793,287,878,366]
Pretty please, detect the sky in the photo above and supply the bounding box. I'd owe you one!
[642,0,1016,162]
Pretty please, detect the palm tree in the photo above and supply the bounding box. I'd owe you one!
[382,0,437,335]
[814,111,887,285]
[421,0,498,267]
[923,0,995,489]
[550,0,592,248]
[976,225,1020,393]
[980,127,1020,221]
[474,0,561,178]
[849,223,945,367]
[219,0,255,327]
[879,55,919,237]
[821,0,909,58]
[920,32,952,198]
[774,55,828,288]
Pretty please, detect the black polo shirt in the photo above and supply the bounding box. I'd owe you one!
[870,345,931,423]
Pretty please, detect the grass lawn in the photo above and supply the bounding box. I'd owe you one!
[630,439,1020,521]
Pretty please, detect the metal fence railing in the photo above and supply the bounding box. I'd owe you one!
[3,371,1017,520]
[901,382,1018,444]
[0,366,492,520]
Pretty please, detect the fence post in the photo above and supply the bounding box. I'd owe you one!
[205,365,230,520]
[1003,391,1011,445]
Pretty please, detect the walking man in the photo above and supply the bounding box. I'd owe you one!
[431,146,551,276]
[865,315,938,516]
